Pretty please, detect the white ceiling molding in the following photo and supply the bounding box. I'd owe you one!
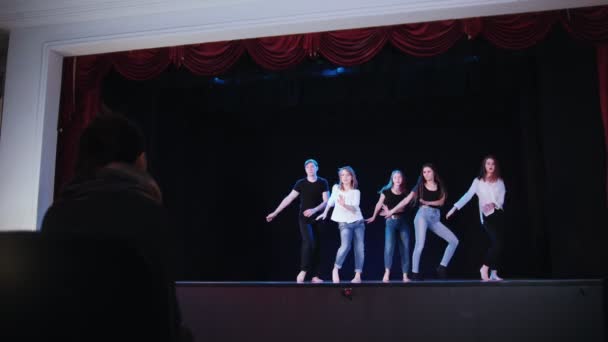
[0,0,250,29]
[1,0,607,31]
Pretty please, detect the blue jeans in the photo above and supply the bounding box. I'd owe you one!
[334,220,365,273]
[412,206,459,273]
[384,217,411,274]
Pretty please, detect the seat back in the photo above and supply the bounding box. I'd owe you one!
[0,232,173,341]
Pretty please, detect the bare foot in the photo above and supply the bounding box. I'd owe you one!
[382,270,390,283]
[332,267,340,284]
[402,273,410,283]
[296,271,306,283]
[311,276,324,283]
[480,265,490,281]
[351,272,362,283]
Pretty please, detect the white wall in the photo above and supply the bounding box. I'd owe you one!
[0,0,605,230]
[0,32,6,136]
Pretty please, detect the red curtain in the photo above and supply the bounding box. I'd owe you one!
[246,35,309,71]
[110,48,174,80]
[181,41,245,75]
[56,55,111,189]
[389,21,463,56]
[55,6,608,196]
[481,12,558,50]
[318,28,389,66]
[561,6,608,42]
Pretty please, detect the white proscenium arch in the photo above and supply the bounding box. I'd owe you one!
[0,0,605,230]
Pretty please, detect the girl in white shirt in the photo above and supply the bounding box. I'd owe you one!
[317,166,365,283]
[447,155,506,281]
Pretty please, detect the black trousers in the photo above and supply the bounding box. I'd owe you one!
[298,218,322,276]
[482,210,505,269]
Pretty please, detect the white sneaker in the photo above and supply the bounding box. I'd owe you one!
[490,270,503,281]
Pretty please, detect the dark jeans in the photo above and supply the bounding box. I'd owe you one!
[384,217,411,273]
[298,218,322,277]
[483,210,505,269]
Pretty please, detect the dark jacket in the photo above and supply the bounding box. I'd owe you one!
[41,163,181,341]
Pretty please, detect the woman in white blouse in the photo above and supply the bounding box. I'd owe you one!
[447,156,506,281]
[317,166,365,283]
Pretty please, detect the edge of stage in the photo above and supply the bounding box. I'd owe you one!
[176,278,607,342]
[177,278,603,287]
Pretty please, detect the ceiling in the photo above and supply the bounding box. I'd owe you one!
[0,0,249,29]
[1,0,607,31]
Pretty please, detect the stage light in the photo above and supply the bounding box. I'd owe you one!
[321,69,338,77]
[213,77,226,85]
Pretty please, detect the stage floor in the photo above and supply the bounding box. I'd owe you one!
[178,278,602,286]
[176,279,606,342]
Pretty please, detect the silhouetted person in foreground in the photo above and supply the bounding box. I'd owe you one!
[42,114,191,342]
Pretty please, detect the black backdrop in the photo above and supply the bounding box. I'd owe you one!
[102,27,607,281]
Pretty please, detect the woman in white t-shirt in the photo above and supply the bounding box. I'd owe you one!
[317,166,365,283]
[447,155,506,281]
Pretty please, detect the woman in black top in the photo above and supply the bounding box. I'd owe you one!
[382,164,459,280]
[367,170,412,282]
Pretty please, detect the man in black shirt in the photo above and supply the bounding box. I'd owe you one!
[266,159,329,283]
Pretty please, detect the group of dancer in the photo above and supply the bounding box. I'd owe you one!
[266,156,506,283]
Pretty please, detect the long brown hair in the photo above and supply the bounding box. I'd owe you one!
[338,166,358,190]
[414,163,447,201]
[477,155,502,181]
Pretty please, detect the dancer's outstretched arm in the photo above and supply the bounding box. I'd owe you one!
[420,194,446,208]
[381,191,414,217]
[366,194,385,223]
[447,178,478,219]
[266,190,299,222]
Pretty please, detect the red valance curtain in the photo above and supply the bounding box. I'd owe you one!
[56,6,608,197]
[479,12,558,49]
[245,35,309,71]
[389,20,464,56]
[181,41,245,75]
